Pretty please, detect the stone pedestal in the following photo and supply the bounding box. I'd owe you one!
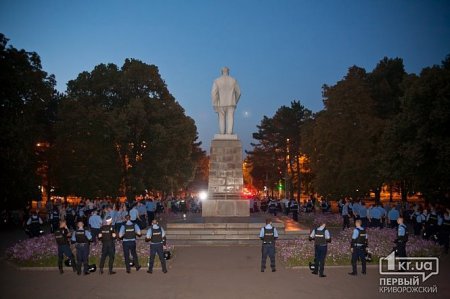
[202,135,249,217]
[202,200,249,217]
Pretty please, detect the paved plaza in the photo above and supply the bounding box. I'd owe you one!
[0,229,448,299]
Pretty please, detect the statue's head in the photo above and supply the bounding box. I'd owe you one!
[221,67,230,75]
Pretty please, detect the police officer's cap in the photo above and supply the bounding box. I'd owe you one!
[105,216,113,222]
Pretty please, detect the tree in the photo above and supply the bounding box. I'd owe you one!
[311,66,383,199]
[0,34,58,208]
[247,100,312,199]
[368,57,406,119]
[52,59,201,199]
[50,98,122,198]
[187,150,209,192]
[381,56,450,202]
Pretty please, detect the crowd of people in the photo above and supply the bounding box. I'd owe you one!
[9,193,450,278]
[22,195,198,275]
[53,215,168,275]
[21,194,204,234]
[337,198,449,253]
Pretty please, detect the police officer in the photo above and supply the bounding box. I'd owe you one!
[425,208,439,240]
[137,201,147,229]
[88,209,102,243]
[50,206,60,233]
[71,221,92,275]
[341,200,350,230]
[145,199,156,226]
[65,205,76,230]
[394,217,408,259]
[129,203,140,224]
[320,199,330,213]
[309,222,331,277]
[119,215,142,273]
[54,220,76,274]
[145,219,168,274]
[410,207,425,236]
[268,198,277,216]
[26,211,43,237]
[368,204,381,228]
[388,206,400,229]
[349,219,368,276]
[289,198,299,222]
[98,216,116,275]
[359,202,368,228]
[260,218,278,272]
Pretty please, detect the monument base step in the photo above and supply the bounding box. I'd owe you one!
[166,218,309,245]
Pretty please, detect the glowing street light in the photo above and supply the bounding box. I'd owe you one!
[199,191,208,201]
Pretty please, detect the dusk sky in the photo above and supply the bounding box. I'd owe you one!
[1,0,449,152]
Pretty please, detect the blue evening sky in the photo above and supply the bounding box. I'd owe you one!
[1,0,449,152]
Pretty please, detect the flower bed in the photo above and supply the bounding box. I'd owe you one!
[5,234,173,268]
[299,212,343,227]
[277,228,441,267]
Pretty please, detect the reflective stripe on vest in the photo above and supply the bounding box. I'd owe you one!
[356,228,366,245]
[314,228,327,246]
[75,229,88,243]
[428,214,438,225]
[30,216,40,229]
[151,227,163,243]
[55,229,69,245]
[100,225,114,243]
[124,224,136,240]
[263,227,274,243]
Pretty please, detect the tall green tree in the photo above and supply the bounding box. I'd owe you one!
[311,66,383,198]
[309,58,407,200]
[248,100,312,199]
[381,56,450,202]
[50,99,122,198]
[0,34,58,208]
[52,59,201,199]
[369,58,407,200]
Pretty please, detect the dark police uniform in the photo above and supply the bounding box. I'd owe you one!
[309,226,331,277]
[54,227,76,273]
[65,207,76,230]
[395,223,408,258]
[27,214,42,237]
[350,227,367,275]
[260,224,278,272]
[411,211,423,236]
[425,212,438,240]
[99,224,116,274]
[289,200,299,222]
[71,228,92,275]
[146,225,168,273]
[120,221,141,273]
[268,200,277,216]
[50,209,60,233]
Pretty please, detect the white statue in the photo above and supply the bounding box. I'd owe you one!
[211,67,241,135]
